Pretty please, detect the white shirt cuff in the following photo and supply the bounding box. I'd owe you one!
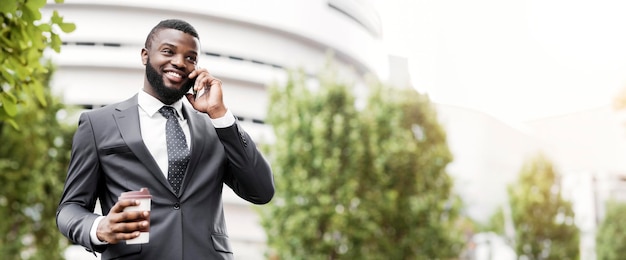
[210,109,236,128]
[90,216,108,245]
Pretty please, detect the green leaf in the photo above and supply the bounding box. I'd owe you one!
[6,117,19,130]
[1,94,18,117]
[26,0,47,9]
[38,23,51,32]
[0,60,15,82]
[3,91,17,102]
[50,10,62,24]
[50,33,61,52]
[58,22,76,33]
[0,0,18,13]
[26,44,41,62]
[32,81,47,106]
[24,0,44,20]
[21,5,37,21]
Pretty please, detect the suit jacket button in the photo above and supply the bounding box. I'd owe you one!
[174,203,180,210]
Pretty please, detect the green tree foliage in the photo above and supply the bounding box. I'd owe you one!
[508,154,579,259]
[596,201,626,259]
[0,0,75,128]
[260,68,462,259]
[0,64,76,260]
[485,207,506,235]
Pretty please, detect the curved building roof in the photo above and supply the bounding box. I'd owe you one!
[43,0,388,123]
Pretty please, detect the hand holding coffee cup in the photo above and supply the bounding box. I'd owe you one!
[95,189,151,244]
[118,188,152,244]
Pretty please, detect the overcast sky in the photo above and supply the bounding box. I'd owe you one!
[373,0,626,124]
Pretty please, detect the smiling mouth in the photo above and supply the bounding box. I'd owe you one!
[164,71,187,84]
[166,71,182,79]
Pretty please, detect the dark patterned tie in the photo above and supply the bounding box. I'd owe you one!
[158,106,190,195]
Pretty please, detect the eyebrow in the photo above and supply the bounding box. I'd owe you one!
[159,43,198,56]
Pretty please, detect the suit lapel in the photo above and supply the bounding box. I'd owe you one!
[113,95,173,193]
[180,104,208,195]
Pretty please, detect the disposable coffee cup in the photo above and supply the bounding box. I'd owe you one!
[119,188,151,244]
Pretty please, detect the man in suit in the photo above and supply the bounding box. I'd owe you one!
[56,19,275,259]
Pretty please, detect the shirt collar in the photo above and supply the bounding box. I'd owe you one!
[138,90,185,119]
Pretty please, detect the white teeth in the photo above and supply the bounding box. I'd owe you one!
[166,71,182,78]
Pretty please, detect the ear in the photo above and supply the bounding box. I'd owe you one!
[141,48,148,65]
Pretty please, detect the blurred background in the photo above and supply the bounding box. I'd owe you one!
[2,0,626,259]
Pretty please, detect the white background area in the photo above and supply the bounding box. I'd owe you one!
[373,0,626,125]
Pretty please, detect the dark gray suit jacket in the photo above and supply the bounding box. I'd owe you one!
[56,95,274,259]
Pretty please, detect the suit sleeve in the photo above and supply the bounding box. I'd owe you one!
[215,122,274,204]
[56,112,106,252]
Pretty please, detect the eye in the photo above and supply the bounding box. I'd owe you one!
[161,49,173,55]
[186,56,197,64]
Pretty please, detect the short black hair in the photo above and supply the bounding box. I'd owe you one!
[144,19,199,49]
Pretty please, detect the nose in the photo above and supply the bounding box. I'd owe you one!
[171,54,184,68]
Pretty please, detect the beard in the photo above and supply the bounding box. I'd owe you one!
[145,58,194,105]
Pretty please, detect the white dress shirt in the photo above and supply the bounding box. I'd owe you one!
[138,91,191,178]
[90,90,236,244]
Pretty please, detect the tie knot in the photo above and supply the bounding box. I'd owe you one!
[159,106,176,119]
